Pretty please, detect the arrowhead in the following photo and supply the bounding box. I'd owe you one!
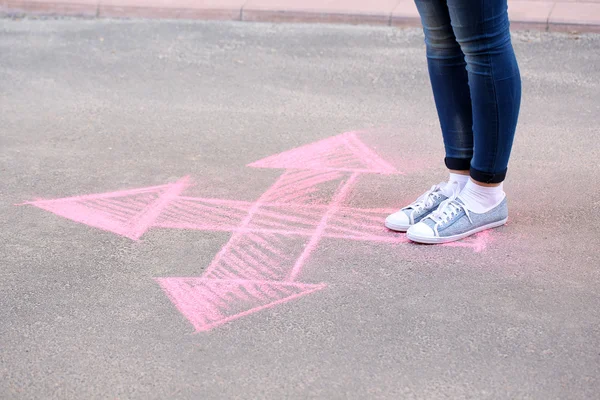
[25,177,190,240]
[155,278,326,332]
[248,131,397,174]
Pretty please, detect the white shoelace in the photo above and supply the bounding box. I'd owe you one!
[430,195,473,226]
[407,183,444,213]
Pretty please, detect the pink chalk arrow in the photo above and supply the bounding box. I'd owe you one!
[156,132,399,331]
[23,132,492,332]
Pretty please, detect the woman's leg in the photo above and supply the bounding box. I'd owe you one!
[446,0,521,185]
[385,0,474,233]
[405,0,521,243]
[414,0,474,175]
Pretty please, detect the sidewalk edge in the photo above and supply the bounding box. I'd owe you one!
[1,1,600,33]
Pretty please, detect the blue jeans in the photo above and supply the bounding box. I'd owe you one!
[414,0,521,183]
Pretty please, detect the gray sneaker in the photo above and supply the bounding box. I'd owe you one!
[406,197,508,244]
[385,182,459,232]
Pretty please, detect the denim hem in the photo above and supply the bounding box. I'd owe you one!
[470,166,507,184]
[445,157,472,171]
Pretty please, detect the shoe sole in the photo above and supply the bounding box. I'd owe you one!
[384,220,410,232]
[406,217,508,244]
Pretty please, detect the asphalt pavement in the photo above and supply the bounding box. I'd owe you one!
[1,18,600,399]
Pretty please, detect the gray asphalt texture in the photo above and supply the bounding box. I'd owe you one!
[1,18,600,399]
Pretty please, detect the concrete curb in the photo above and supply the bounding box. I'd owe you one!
[2,0,600,33]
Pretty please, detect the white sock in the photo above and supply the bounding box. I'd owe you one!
[458,179,506,213]
[440,172,469,197]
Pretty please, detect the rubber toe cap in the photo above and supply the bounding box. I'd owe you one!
[385,211,411,232]
[407,221,435,238]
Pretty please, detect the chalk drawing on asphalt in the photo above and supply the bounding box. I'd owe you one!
[23,131,493,331]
